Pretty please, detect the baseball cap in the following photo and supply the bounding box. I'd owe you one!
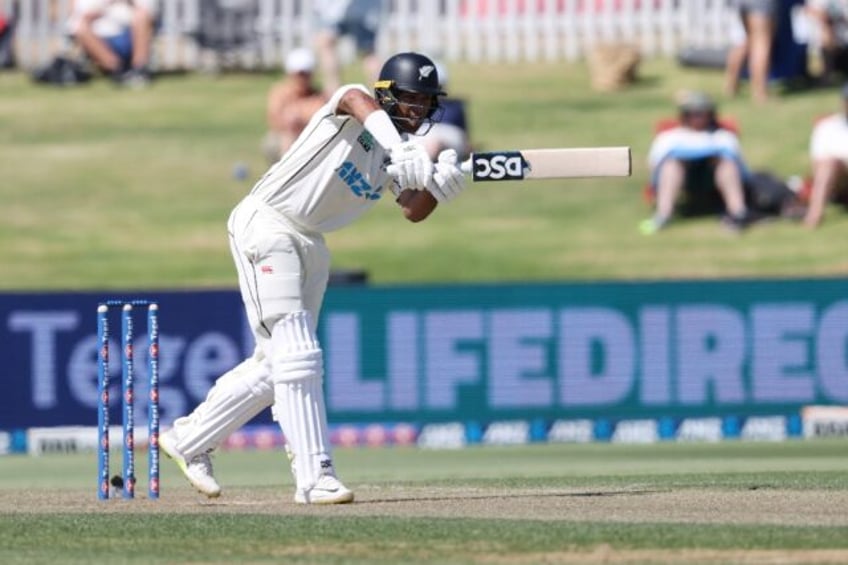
[285,48,316,74]
[678,90,716,113]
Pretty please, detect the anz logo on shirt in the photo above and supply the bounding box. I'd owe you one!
[337,161,382,201]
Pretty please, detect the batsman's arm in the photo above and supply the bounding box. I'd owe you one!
[336,86,405,150]
[336,86,384,123]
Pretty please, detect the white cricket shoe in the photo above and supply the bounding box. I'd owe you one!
[159,429,222,498]
[294,475,354,505]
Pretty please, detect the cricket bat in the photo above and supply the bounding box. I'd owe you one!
[459,147,631,181]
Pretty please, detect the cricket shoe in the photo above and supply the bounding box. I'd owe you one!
[294,475,354,505]
[159,429,222,498]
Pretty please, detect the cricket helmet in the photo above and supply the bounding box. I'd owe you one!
[374,52,445,132]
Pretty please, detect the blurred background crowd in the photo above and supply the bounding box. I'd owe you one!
[1,0,847,232]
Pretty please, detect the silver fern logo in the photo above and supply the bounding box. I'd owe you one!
[418,65,435,81]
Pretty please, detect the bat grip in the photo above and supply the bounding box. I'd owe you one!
[459,159,472,174]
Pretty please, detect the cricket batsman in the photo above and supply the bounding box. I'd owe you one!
[160,52,467,504]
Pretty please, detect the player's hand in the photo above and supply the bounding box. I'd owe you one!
[426,149,466,203]
[386,141,433,190]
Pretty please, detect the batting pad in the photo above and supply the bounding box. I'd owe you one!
[171,350,273,459]
[270,312,334,491]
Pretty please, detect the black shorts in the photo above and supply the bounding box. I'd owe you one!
[678,158,727,216]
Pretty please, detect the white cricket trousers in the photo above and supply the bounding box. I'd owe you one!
[228,195,338,492]
[227,194,331,348]
[168,195,332,462]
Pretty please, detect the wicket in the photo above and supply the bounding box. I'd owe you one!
[97,300,160,500]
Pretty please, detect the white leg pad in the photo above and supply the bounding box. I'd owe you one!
[270,312,335,492]
[171,349,273,460]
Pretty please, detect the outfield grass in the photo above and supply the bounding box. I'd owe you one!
[1,441,847,564]
[2,60,847,291]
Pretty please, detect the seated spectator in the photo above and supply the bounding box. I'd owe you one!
[803,83,848,228]
[417,61,471,162]
[805,0,848,83]
[640,91,751,234]
[262,47,327,164]
[67,0,159,87]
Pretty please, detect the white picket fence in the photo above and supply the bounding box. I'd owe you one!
[1,0,740,70]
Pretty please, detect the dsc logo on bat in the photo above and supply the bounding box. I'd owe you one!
[471,152,530,181]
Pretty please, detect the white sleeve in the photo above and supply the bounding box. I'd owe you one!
[326,84,371,115]
[810,118,832,160]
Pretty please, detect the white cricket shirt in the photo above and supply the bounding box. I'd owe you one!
[249,84,398,233]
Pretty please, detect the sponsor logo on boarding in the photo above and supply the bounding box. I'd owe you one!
[611,419,659,444]
[740,416,786,441]
[471,151,530,181]
[417,422,466,449]
[803,406,848,438]
[547,419,594,443]
[482,420,530,445]
[337,161,382,200]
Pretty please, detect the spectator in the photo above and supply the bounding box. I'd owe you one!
[640,91,751,234]
[262,47,327,164]
[417,60,471,161]
[313,0,384,95]
[803,83,848,228]
[67,0,159,87]
[725,0,778,104]
[805,0,848,83]
[0,8,15,69]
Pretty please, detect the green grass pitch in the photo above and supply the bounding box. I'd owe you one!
[1,441,847,563]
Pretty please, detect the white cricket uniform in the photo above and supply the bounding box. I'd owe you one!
[810,113,848,165]
[228,84,398,351]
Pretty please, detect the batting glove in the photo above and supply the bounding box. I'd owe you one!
[427,149,466,203]
[386,140,433,190]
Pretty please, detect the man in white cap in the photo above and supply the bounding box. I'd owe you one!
[804,83,848,228]
[262,47,327,164]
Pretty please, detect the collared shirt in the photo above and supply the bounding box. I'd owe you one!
[248,84,399,233]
